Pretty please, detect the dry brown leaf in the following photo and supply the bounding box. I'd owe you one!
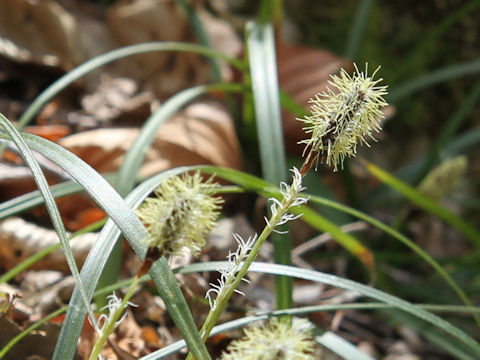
[278,43,352,107]
[0,0,85,69]
[23,124,71,141]
[0,313,70,360]
[0,163,40,203]
[58,101,242,177]
[105,0,210,97]
[80,75,153,124]
[197,8,243,81]
[0,0,241,98]
[106,1,242,97]
[0,217,96,272]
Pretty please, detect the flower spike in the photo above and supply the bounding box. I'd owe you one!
[299,63,388,173]
[137,172,223,258]
[221,317,315,360]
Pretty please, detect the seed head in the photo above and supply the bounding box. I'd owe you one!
[419,156,467,200]
[265,167,308,234]
[206,233,256,310]
[299,63,388,171]
[136,172,223,257]
[221,317,315,360]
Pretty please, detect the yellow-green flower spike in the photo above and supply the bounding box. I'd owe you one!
[221,318,315,360]
[298,63,388,172]
[136,172,223,257]
[419,156,467,201]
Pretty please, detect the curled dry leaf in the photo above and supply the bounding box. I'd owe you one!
[0,0,85,69]
[58,101,243,177]
[0,0,241,98]
[0,217,96,272]
[0,101,241,272]
[80,75,154,124]
[0,313,66,360]
[106,0,211,97]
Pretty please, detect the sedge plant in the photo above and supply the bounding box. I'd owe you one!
[2,8,478,356]
[88,172,223,360]
[87,62,387,359]
[185,63,388,359]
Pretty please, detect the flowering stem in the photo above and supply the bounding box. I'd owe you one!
[300,152,317,177]
[187,169,306,360]
[88,275,141,360]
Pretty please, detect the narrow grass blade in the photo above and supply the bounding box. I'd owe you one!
[0,131,209,360]
[246,22,286,182]
[246,21,291,309]
[183,261,480,355]
[102,82,243,305]
[388,59,480,102]
[0,114,97,328]
[395,0,480,79]
[446,125,480,156]
[197,165,475,320]
[199,166,374,271]
[382,125,480,196]
[279,89,308,117]
[306,193,479,326]
[295,205,374,271]
[52,167,209,360]
[116,83,243,196]
[140,298,480,359]
[0,174,116,220]
[6,299,477,360]
[316,331,375,360]
[177,0,222,80]
[14,42,244,135]
[364,160,480,247]
[387,310,478,360]
[344,0,373,60]
[416,82,480,182]
[0,218,105,284]
[0,307,66,359]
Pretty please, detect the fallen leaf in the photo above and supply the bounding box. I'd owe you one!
[80,75,153,124]
[0,0,240,99]
[0,313,75,360]
[0,217,96,272]
[0,0,84,69]
[24,125,71,142]
[58,101,243,178]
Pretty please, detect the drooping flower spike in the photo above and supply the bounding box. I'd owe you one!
[299,63,388,173]
[419,156,467,201]
[136,171,223,258]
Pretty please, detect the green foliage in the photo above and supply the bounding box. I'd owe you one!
[1,1,479,359]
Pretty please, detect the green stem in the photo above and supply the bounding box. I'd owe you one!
[88,275,141,360]
[186,170,304,359]
[0,218,106,284]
